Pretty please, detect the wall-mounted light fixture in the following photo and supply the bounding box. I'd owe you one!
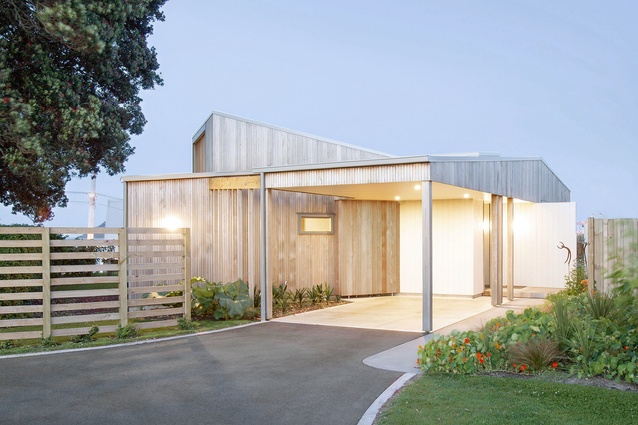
[161,216,182,231]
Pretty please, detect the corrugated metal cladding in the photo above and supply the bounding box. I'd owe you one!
[265,163,431,188]
[201,113,388,173]
[429,160,570,203]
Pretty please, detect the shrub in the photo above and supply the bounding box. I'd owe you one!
[177,317,197,330]
[559,259,588,296]
[115,323,139,339]
[272,282,291,314]
[292,287,307,308]
[191,278,254,320]
[506,336,562,372]
[72,325,99,343]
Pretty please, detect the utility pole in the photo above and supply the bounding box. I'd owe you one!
[87,174,96,239]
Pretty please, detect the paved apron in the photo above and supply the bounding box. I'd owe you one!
[0,322,423,425]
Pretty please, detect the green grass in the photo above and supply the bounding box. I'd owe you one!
[376,373,638,425]
[0,319,253,355]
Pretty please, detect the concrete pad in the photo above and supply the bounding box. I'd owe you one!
[274,295,495,332]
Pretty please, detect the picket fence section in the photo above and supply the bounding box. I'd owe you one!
[0,227,191,341]
[587,218,638,293]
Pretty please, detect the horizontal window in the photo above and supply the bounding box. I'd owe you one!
[297,213,335,235]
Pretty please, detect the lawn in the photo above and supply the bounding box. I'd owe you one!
[375,373,638,425]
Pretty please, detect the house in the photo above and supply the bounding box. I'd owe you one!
[123,111,575,331]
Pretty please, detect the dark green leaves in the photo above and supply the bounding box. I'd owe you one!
[0,0,167,222]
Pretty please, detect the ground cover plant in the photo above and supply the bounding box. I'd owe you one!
[375,373,638,425]
[417,248,638,384]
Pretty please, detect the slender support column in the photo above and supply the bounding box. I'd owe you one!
[507,197,514,301]
[422,181,433,332]
[259,173,268,321]
[490,195,504,306]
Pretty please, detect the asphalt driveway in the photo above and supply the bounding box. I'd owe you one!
[0,322,422,425]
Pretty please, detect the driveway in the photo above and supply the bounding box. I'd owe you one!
[0,322,422,425]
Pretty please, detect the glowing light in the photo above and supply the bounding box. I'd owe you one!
[463,193,470,199]
[394,196,401,201]
[414,184,421,190]
[162,216,182,231]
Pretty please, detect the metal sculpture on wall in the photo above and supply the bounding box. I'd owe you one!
[557,241,572,270]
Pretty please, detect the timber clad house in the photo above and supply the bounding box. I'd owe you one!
[123,111,576,331]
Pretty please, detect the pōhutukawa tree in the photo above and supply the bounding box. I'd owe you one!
[0,0,167,222]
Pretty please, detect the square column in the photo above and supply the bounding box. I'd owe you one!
[490,194,504,306]
[422,181,433,332]
[507,197,514,301]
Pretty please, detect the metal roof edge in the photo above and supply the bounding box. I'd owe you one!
[121,171,258,183]
[190,110,394,158]
[537,157,571,193]
[252,154,548,173]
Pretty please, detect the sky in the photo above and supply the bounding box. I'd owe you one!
[1,0,637,227]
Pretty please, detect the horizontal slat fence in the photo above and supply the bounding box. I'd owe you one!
[587,218,638,293]
[0,227,190,341]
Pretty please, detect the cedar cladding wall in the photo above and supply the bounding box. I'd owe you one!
[126,178,261,285]
[127,179,402,295]
[267,191,338,289]
[126,178,215,280]
[336,200,400,296]
[201,113,388,173]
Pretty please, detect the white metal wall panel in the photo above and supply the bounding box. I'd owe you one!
[513,202,576,288]
[399,201,422,293]
[400,199,483,296]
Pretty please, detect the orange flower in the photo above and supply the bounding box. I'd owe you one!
[551,361,558,368]
[464,338,470,344]
[624,346,629,351]
[520,365,527,372]
[487,352,491,357]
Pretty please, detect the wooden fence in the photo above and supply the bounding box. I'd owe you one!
[587,218,638,293]
[0,227,191,341]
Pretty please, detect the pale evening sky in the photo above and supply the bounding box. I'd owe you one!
[1,0,637,227]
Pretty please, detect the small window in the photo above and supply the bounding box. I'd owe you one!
[298,213,335,235]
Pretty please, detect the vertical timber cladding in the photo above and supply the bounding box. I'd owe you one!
[209,176,261,286]
[126,177,213,280]
[267,190,338,291]
[337,200,400,296]
[210,188,260,285]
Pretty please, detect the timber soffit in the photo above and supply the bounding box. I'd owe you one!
[190,110,394,159]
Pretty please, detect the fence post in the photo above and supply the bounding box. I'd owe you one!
[118,228,128,326]
[41,228,51,339]
[183,228,191,320]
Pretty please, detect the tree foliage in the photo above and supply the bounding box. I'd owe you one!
[0,0,167,222]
